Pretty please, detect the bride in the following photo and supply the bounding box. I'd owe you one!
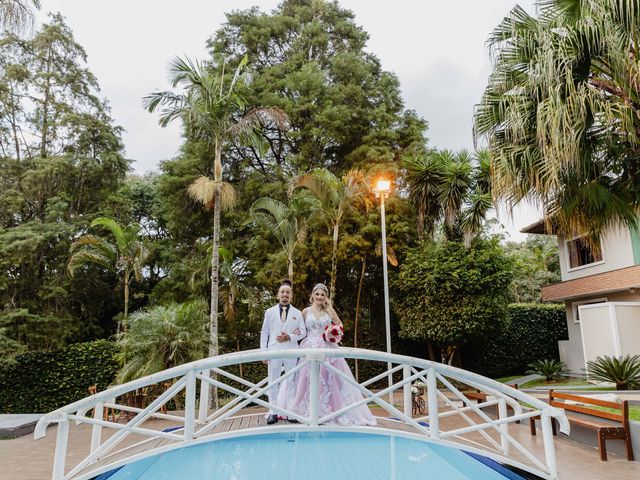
[277,283,376,426]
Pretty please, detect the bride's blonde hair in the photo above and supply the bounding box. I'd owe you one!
[309,283,331,310]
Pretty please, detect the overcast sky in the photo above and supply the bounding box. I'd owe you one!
[36,0,539,240]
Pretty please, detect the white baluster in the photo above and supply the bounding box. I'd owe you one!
[184,370,196,439]
[52,419,69,480]
[541,414,558,479]
[427,367,439,439]
[403,365,412,417]
[90,402,103,453]
[498,398,509,455]
[309,359,319,426]
[198,369,210,423]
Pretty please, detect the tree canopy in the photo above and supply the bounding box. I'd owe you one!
[393,237,514,364]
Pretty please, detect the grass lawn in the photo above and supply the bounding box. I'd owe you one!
[494,375,522,383]
[520,377,614,389]
[588,405,640,422]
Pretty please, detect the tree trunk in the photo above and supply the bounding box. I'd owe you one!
[40,48,53,158]
[427,340,437,362]
[9,83,20,161]
[329,222,339,299]
[123,280,129,334]
[208,144,223,410]
[236,337,243,379]
[416,207,425,240]
[288,255,293,284]
[441,345,457,365]
[354,256,366,382]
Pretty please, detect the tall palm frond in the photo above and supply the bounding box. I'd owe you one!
[475,0,640,240]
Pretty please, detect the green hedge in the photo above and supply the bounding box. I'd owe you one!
[0,340,119,413]
[462,303,568,378]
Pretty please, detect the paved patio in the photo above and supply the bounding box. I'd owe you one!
[1,406,638,480]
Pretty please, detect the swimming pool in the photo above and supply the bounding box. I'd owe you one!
[95,431,532,479]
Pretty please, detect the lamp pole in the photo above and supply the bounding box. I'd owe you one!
[374,179,393,406]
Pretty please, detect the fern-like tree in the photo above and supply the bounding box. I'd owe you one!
[144,55,288,373]
[250,193,317,282]
[116,300,208,383]
[295,168,371,298]
[68,217,148,333]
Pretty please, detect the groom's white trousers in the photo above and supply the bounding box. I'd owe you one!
[267,357,297,415]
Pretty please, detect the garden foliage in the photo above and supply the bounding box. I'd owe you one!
[462,303,568,378]
[0,340,119,413]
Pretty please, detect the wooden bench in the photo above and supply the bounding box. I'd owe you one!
[530,389,634,461]
[465,383,518,403]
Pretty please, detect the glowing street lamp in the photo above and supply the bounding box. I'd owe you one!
[373,177,393,405]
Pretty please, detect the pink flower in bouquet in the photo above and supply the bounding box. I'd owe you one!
[323,323,343,344]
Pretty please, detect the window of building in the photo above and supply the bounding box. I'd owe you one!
[566,236,603,270]
[572,298,607,323]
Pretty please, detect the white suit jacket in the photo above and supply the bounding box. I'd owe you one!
[260,304,306,350]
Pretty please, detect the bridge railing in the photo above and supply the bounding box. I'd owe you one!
[35,348,568,480]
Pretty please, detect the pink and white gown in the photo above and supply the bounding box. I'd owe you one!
[278,309,376,426]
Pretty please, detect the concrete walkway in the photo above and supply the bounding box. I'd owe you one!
[0,414,44,439]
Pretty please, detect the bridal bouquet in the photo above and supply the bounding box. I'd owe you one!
[323,323,344,344]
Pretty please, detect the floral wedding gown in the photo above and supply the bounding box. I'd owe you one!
[277,309,376,426]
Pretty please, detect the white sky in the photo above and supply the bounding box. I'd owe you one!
[36,0,540,240]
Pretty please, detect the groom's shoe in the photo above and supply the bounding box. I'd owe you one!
[267,414,279,425]
[287,418,299,424]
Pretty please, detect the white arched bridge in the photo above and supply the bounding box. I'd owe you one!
[35,348,569,480]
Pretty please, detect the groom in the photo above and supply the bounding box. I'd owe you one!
[260,278,306,424]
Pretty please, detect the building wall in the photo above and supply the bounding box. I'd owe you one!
[559,303,585,373]
[560,292,640,372]
[558,225,635,281]
[617,304,640,356]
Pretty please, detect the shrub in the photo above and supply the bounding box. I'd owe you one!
[117,300,209,382]
[0,340,119,413]
[462,303,568,378]
[586,355,640,390]
[527,359,566,382]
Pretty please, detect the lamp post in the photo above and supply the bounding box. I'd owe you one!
[374,178,393,406]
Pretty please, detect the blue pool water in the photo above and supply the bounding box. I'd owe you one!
[96,431,528,480]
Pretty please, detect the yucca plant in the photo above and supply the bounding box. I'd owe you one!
[527,359,566,382]
[586,355,640,391]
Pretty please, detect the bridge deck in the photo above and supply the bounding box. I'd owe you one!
[5,407,640,480]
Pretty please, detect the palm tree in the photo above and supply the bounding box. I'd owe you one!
[249,193,316,282]
[116,300,208,383]
[68,217,148,333]
[296,168,372,298]
[403,149,492,245]
[0,0,40,34]
[474,0,640,241]
[402,150,442,240]
[144,55,288,373]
